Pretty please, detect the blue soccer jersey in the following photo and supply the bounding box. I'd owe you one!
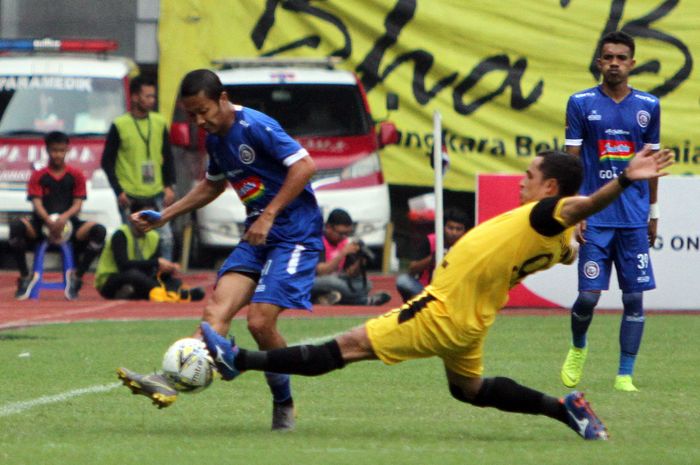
[565,85,660,227]
[205,106,322,245]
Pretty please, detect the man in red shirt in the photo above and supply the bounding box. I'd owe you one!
[10,131,106,300]
[311,208,391,306]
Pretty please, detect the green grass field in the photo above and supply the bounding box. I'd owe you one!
[2,314,699,465]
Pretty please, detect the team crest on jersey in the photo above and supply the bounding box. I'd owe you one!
[636,110,651,128]
[232,176,265,204]
[239,144,255,164]
[583,261,600,279]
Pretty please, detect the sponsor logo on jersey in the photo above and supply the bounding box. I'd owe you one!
[584,261,600,279]
[605,128,630,136]
[574,91,595,99]
[233,176,265,204]
[636,110,651,128]
[634,94,656,104]
[239,144,256,164]
[587,110,602,121]
[224,168,244,178]
[598,139,634,161]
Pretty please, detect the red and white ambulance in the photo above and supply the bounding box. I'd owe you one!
[0,38,136,242]
[170,58,398,265]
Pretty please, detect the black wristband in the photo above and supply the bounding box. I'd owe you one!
[617,171,633,189]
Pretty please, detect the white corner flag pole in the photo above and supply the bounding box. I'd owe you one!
[433,110,444,266]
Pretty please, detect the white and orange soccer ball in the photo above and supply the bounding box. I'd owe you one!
[42,213,73,243]
[162,338,214,393]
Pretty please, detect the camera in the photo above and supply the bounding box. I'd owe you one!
[343,238,375,271]
[351,238,376,262]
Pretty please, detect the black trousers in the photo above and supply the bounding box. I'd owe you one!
[98,268,181,300]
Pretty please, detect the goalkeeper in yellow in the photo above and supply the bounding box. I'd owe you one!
[201,148,672,441]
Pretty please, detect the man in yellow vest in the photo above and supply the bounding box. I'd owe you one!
[101,75,177,260]
[94,200,204,301]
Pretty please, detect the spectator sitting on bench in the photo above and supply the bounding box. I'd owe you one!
[10,131,106,300]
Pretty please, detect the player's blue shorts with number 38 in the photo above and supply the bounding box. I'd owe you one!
[578,225,656,293]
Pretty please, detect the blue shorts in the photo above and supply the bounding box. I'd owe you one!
[578,225,655,293]
[218,240,320,310]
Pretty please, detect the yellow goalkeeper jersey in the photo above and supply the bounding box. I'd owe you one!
[425,196,575,332]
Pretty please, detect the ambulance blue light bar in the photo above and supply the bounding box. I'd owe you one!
[0,38,118,53]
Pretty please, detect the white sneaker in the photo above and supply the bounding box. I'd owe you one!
[316,290,342,305]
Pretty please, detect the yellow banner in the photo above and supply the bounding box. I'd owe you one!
[159,0,700,191]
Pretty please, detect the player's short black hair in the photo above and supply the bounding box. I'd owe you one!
[597,31,635,58]
[179,69,225,101]
[537,150,583,197]
[129,75,155,96]
[327,208,353,226]
[44,131,69,147]
[443,207,471,228]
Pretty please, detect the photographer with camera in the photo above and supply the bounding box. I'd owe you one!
[311,208,392,306]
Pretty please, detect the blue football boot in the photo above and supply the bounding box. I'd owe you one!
[200,322,241,381]
[563,391,609,440]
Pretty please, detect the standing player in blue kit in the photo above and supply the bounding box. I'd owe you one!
[117,69,323,430]
[560,31,661,392]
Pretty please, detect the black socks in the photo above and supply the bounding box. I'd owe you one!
[237,340,345,376]
[456,377,568,423]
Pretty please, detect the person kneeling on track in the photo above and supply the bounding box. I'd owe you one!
[94,202,204,302]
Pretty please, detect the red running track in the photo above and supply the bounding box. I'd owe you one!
[0,271,403,331]
[3,271,694,331]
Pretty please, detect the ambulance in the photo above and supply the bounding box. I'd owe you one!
[170,57,398,266]
[0,38,136,243]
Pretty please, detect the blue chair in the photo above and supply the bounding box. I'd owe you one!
[29,239,75,299]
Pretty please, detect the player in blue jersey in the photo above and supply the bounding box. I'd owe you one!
[116,69,323,430]
[560,31,661,392]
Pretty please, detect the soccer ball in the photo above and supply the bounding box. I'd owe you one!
[42,213,73,243]
[162,338,214,393]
